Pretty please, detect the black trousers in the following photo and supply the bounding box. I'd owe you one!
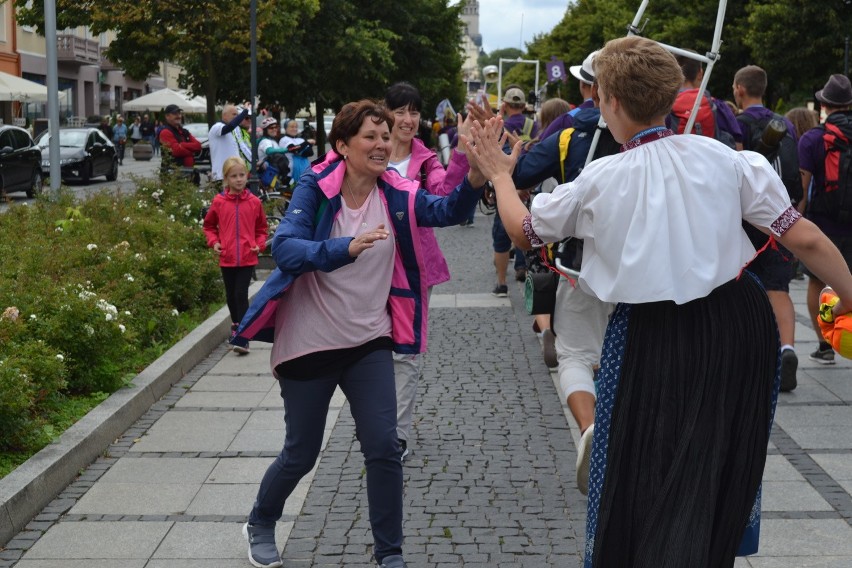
[221,266,254,324]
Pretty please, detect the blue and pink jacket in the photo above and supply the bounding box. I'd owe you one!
[404,137,470,287]
[231,151,481,355]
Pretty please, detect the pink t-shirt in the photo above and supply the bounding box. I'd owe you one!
[272,187,395,367]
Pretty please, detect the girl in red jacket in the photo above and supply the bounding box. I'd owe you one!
[203,156,268,354]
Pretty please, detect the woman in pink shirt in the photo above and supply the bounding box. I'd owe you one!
[237,100,485,568]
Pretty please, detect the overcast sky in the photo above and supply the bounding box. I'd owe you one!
[476,0,569,53]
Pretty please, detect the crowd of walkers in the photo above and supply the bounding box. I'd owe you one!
[193,35,852,568]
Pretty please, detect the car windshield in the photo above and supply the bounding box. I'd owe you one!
[36,131,89,149]
[183,123,209,138]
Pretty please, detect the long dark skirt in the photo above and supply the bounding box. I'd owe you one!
[584,274,780,568]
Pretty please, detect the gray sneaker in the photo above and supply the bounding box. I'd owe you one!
[379,555,408,568]
[809,345,836,365]
[243,523,282,568]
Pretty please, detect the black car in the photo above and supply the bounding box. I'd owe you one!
[0,125,43,198]
[35,128,118,184]
[182,123,210,165]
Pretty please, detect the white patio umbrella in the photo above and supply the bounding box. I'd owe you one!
[0,71,51,102]
[123,88,207,112]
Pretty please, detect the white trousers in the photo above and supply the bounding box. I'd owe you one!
[553,278,614,400]
[393,287,433,443]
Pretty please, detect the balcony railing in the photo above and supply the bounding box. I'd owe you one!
[57,34,100,66]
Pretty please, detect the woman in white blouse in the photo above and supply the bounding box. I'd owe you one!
[464,36,852,568]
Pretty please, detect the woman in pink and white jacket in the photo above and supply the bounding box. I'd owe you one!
[384,82,485,461]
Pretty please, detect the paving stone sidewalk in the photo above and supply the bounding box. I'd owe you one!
[3,207,852,567]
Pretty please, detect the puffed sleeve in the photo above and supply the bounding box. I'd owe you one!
[529,179,585,245]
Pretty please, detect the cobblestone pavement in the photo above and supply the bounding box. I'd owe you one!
[2,205,852,567]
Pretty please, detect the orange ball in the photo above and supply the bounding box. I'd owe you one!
[818,287,852,360]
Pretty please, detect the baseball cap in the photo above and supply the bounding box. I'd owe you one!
[502,87,526,104]
[164,104,182,115]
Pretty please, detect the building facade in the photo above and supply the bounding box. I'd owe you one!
[460,0,482,93]
[16,24,172,125]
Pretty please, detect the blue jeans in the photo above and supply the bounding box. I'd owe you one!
[492,211,526,270]
[249,348,403,563]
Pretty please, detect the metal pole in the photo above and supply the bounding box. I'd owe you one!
[45,0,60,194]
[682,0,727,135]
[249,0,259,193]
[846,36,850,77]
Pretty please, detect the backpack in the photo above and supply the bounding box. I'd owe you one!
[737,112,802,205]
[554,108,621,272]
[519,117,535,142]
[670,90,737,149]
[557,107,621,184]
[813,112,852,224]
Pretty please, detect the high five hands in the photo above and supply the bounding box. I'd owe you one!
[348,224,390,257]
[460,117,523,184]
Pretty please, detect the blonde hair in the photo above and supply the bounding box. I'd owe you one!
[222,156,247,179]
[594,36,683,124]
[785,107,819,138]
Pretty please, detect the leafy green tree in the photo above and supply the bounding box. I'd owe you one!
[744,0,852,106]
[16,0,320,123]
[244,0,465,148]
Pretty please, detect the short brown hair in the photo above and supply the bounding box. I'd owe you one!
[329,100,393,157]
[676,51,702,83]
[734,65,767,99]
[593,36,683,124]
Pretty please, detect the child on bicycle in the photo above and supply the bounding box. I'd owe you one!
[203,156,269,354]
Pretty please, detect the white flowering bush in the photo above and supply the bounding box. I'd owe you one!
[0,179,223,455]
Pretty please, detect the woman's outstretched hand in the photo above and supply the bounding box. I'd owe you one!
[461,117,522,182]
[348,224,390,257]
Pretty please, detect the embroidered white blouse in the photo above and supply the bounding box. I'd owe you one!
[528,134,800,305]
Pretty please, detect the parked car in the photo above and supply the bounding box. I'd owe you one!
[35,128,118,184]
[0,125,43,198]
[182,122,210,165]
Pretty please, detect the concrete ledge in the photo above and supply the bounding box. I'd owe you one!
[0,280,264,545]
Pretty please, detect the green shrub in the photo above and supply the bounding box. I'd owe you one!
[0,176,225,454]
[0,312,67,450]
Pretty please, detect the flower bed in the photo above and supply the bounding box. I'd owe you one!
[0,178,224,472]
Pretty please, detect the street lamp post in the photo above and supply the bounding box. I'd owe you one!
[249,0,259,194]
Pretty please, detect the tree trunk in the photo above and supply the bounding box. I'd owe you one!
[203,52,218,127]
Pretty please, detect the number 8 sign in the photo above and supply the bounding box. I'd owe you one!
[547,56,567,83]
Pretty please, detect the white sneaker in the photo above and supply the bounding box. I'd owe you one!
[576,424,594,496]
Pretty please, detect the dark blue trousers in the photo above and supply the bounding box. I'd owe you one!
[248,348,403,563]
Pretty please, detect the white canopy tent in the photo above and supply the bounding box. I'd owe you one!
[123,88,207,112]
[0,71,51,102]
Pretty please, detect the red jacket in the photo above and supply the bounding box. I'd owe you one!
[203,189,268,267]
[158,125,202,167]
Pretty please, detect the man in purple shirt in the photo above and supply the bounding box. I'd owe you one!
[538,50,599,142]
[500,86,539,141]
[489,87,538,295]
[798,73,852,365]
[734,65,801,391]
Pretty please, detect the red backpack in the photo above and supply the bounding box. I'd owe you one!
[670,89,716,138]
[814,112,852,224]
